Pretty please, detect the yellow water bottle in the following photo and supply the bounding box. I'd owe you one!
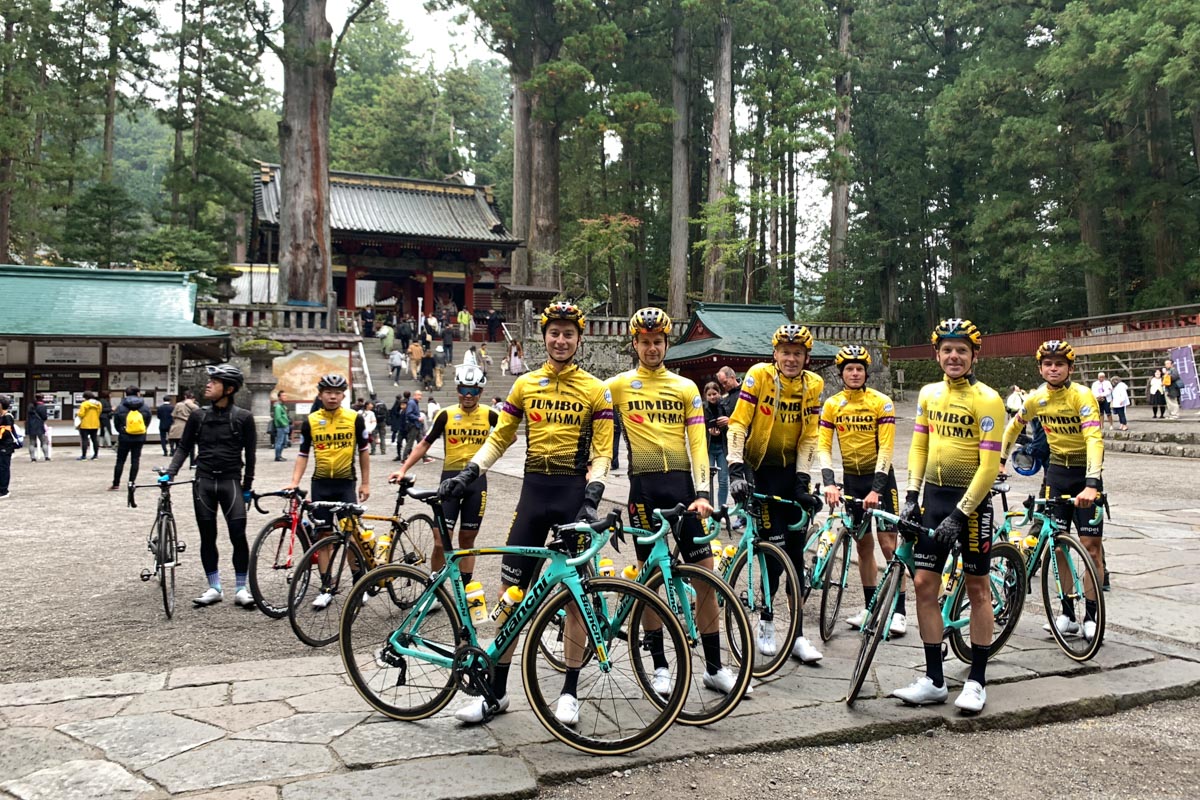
[490,586,524,624]
[1024,534,1039,551]
[374,533,392,563]
[598,558,615,577]
[724,544,739,560]
[465,581,488,624]
[358,527,377,567]
[622,565,639,581]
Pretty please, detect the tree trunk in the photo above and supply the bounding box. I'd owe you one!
[171,0,187,224]
[702,13,732,301]
[188,1,206,229]
[102,0,119,182]
[1192,105,1200,176]
[667,20,690,322]
[276,0,336,317]
[1145,85,1177,280]
[826,2,853,322]
[526,4,561,289]
[1078,197,1110,317]
[785,143,796,319]
[510,67,532,285]
[0,19,15,260]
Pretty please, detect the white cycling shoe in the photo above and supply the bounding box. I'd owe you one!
[554,694,581,727]
[1043,614,1080,636]
[233,588,255,608]
[1082,619,1098,641]
[193,587,223,607]
[454,694,509,724]
[791,636,823,663]
[954,680,987,713]
[312,592,334,610]
[889,613,908,636]
[651,667,673,697]
[891,676,949,705]
[756,620,777,657]
[845,608,867,629]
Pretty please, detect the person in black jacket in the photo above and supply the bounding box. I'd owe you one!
[166,364,257,608]
[0,395,15,499]
[26,400,50,462]
[110,387,152,491]
[388,394,406,453]
[703,381,728,508]
[156,396,175,456]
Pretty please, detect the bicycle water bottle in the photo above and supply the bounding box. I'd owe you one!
[465,581,488,624]
[817,529,835,560]
[710,539,724,569]
[358,527,377,568]
[622,565,639,581]
[723,543,738,561]
[374,533,392,563]
[598,558,615,577]
[490,586,524,624]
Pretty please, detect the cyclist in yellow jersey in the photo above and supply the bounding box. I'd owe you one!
[727,323,824,664]
[818,345,907,635]
[1000,340,1105,639]
[440,301,614,727]
[892,318,1005,714]
[607,307,746,696]
[389,365,498,581]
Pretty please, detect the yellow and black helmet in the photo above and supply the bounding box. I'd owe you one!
[629,307,672,337]
[539,301,585,332]
[930,318,982,350]
[1035,340,1075,363]
[834,344,872,370]
[772,323,813,349]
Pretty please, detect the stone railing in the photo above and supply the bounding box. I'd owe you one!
[808,321,886,344]
[196,303,336,333]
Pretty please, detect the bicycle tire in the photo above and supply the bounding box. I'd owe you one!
[392,513,436,571]
[846,562,900,706]
[819,527,852,642]
[157,515,176,619]
[1040,535,1104,661]
[725,541,800,678]
[636,566,753,726]
[523,577,689,755]
[340,564,462,720]
[288,536,366,648]
[248,515,310,619]
[946,542,1027,663]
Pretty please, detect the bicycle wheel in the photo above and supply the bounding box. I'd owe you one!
[157,515,177,619]
[818,527,852,642]
[249,515,310,619]
[946,542,1027,663]
[288,536,366,647]
[1040,535,1105,661]
[392,513,436,570]
[340,564,461,720]
[846,563,901,706]
[725,541,800,678]
[636,566,752,726]
[522,577,689,755]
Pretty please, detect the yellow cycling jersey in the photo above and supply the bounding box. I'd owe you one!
[299,406,368,481]
[818,387,896,483]
[76,399,102,430]
[1001,381,1103,483]
[424,404,499,471]
[908,375,1005,515]
[728,363,822,472]
[606,365,710,494]
[472,362,614,478]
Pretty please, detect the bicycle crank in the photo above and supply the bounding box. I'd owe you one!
[140,568,153,582]
[452,645,493,697]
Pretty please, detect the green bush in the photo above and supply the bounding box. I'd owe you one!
[892,355,1041,393]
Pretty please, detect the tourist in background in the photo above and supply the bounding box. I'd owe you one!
[156,395,175,456]
[75,391,103,460]
[1148,369,1166,418]
[25,399,50,462]
[1110,376,1131,431]
[703,380,729,508]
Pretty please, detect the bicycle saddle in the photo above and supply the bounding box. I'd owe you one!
[407,487,440,502]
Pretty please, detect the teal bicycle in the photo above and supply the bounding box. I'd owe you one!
[845,503,1027,706]
[995,492,1106,661]
[722,492,804,678]
[799,495,870,642]
[338,484,690,756]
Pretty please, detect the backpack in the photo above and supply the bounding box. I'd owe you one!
[124,407,147,435]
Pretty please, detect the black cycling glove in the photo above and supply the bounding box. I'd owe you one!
[794,473,821,516]
[933,508,968,546]
[900,490,921,524]
[728,462,752,503]
[439,463,480,500]
[576,481,605,522]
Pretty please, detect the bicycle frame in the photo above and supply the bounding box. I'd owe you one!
[722,492,808,605]
[998,495,1104,590]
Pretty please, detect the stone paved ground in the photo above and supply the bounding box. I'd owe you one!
[1,399,1199,798]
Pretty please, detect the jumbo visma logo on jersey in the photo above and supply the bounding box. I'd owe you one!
[761,399,805,423]
[926,408,977,438]
[527,397,585,425]
[312,430,356,449]
[837,413,878,433]
[625,398,685,425]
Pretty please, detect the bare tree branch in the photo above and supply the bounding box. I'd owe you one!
[332,0,376,67]
[244,0,284,59]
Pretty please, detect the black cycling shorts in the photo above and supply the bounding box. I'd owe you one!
[842,470,898,533]
[440,470,487,532]
[628,471,710,565]
[751,466,805,547]
[913,484,994,576]
[310,479,357,530]
[192,475,246,527]
[501,474,587,589]
[1042,464,1103,538]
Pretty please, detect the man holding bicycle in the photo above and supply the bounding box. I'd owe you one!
[607,307,744,695]
[439,301,613,727]
[165,364,257,608]
[388,364,497,583]
[284,373,371,610]
[727,323,825,665]
[894,319,1005,713]
[818,345,907,636]
[1000,340,1104,640]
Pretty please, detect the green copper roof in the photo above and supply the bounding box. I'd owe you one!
[0,265,228,340]
[666,303,838,364]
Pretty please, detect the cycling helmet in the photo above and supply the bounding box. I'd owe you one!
[455,364,487,388]
[834,344,872,370]
[1011,448,1041,477]
[317,373,349,392]
[629,307,672,337]
[539,301,585,332]
[206,363,244,391]
[930,318,982,350]
[772,323,813,349]
[1035,340,1076,363]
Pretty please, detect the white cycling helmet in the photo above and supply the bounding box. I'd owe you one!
[455,364,487,388]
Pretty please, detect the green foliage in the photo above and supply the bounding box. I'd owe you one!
[60,182,144,268]
[135,226,222,272]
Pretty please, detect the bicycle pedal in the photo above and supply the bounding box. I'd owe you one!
[140,569,153,582]
[176,541,187,553]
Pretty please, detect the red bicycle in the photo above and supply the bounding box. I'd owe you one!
[248,488,316,618]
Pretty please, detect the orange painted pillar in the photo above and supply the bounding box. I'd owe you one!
[423,265,435,316]
[345,266,358,310]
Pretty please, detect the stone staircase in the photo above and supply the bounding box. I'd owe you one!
[360,339,521,411]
